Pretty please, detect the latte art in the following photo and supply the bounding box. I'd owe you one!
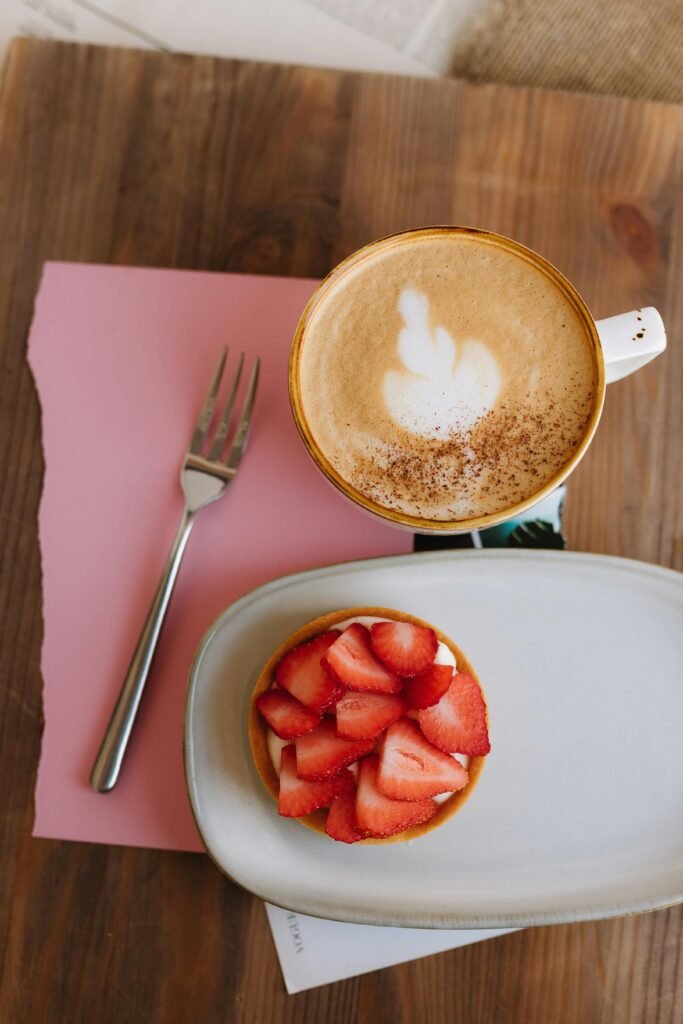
[383,288,502,437]
[294,229,599,524]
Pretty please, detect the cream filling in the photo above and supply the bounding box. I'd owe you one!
[265,616,468,803]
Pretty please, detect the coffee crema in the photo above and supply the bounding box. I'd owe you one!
[294,230,600,524]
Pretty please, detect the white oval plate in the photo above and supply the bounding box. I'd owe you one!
[185,550,683,928]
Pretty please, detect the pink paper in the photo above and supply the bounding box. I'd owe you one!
[29,263,412,852]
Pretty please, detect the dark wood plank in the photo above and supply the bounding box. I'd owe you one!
[0,38,681,1024]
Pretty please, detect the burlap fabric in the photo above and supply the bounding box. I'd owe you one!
[449,0,683,103]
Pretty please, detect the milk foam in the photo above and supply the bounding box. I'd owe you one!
[296,231,598,522]
[384,288,501,437]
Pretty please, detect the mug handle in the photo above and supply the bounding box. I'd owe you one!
[595,307,666,384]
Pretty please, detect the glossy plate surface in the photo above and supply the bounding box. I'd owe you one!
[185,551,683,928]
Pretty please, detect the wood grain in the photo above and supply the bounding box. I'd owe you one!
[0,39,682,1024]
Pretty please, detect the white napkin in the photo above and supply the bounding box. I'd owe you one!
[265,903,518,993]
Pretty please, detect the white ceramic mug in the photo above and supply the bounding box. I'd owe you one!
[595,307,666,383]
[290,227,667,534]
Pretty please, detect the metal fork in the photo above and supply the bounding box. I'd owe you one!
[90,349,260,793]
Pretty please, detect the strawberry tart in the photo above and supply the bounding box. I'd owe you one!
[248,608,491,844]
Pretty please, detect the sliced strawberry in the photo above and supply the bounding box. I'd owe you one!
[335,690,407,740]
[419,672,490,756]
[322,624,402,694]
[325,787,366,844]
[370,620,438,676]
[356,754,437,838]
[278,745,353,817]
[295,718,375,780]
[275,631,343,712]
[255,688,320,739]
[403,663,454,709]
[377,718,469,800]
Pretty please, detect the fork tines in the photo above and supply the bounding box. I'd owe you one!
[189,348,260,469]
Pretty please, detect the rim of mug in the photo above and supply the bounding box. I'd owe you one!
[289,225,606,534]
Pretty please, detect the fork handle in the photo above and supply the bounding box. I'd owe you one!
[90,508,195,792]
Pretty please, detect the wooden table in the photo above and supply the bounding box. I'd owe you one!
[1,39,681,1023]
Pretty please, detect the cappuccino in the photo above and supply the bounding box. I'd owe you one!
[294,229,599,524]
